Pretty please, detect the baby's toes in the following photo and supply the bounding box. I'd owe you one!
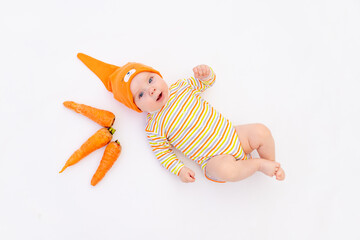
[259,160,281,177]
[276,168,285,181]
[274,162,280,174]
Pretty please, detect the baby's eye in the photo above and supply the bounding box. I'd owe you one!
[139,92,144,98]
[149,77,153,83]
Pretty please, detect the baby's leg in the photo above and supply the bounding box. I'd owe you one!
[235,124,275,161]
[235,124,285,180]
[205,155,280,182]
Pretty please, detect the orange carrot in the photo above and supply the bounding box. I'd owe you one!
[63,101,115,127]
[59,127,115,173]
[91,140,122,186]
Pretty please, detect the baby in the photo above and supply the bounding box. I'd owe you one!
[78,53,285,183]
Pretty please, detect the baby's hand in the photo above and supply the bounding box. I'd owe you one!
[179,166,196,183]
[193,65,211,81]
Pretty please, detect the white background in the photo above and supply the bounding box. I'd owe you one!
[1,0,359,239]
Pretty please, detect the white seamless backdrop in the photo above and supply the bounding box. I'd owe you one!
[0,0,359,239]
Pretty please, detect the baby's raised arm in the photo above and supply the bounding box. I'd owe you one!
[187,65,216,93]
[193,64,211,81]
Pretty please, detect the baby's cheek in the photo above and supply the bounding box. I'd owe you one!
[134,99,142,109]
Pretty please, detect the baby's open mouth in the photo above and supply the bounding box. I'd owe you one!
[157,92,163,101]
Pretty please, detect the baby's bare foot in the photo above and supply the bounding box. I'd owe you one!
[275,167,285,181]
[259,160,280,177]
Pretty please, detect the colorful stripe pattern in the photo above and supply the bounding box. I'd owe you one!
[146,68,246,176]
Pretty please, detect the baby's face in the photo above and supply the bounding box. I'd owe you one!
[130,71,169,112]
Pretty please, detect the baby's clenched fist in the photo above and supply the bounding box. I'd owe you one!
[193,65,211,81]
[179,166,196,183]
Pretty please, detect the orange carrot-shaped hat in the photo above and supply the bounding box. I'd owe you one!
[77,53,162,112]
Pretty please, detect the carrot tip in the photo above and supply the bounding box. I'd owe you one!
[59,166,67,173]
[91,180,98,186]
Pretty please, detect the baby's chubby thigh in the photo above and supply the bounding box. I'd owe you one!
[205,155,239,182]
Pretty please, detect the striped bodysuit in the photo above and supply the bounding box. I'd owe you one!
[145,68,247,182]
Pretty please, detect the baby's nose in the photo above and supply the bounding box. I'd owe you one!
[149,87,156,95]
